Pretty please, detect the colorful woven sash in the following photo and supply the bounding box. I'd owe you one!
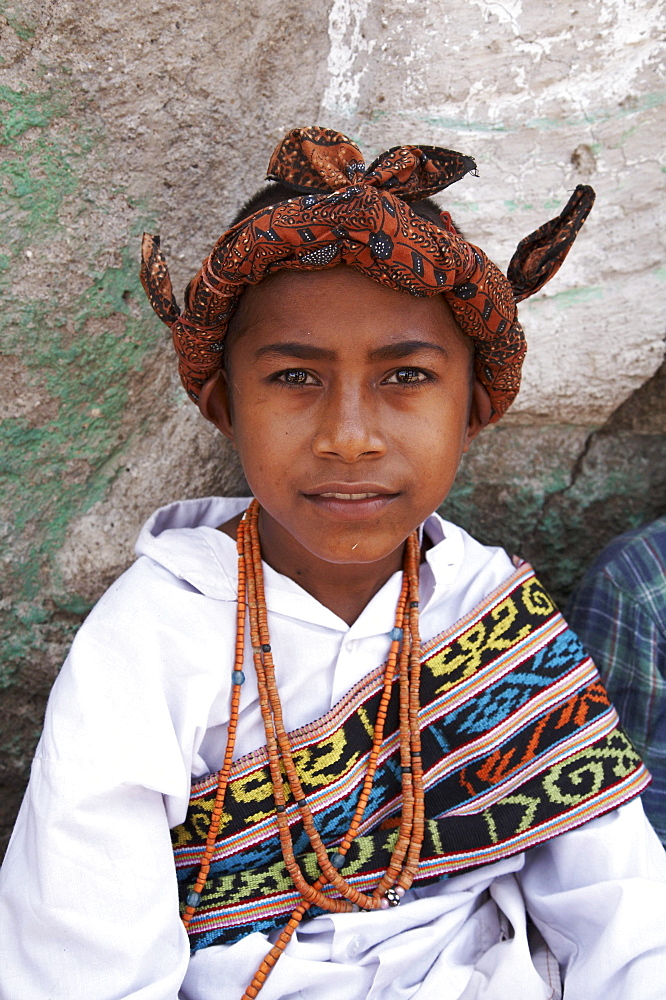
[171,564,649,951]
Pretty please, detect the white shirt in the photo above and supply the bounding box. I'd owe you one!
[1,497,665,1000]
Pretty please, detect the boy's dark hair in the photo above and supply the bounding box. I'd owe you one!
[230,182,463,235]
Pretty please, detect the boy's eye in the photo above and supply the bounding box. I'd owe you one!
[274,368,319,386]
[384,367,431,384]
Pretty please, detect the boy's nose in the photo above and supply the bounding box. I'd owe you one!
[311,386,387,462]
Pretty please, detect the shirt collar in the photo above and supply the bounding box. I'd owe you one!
[135,497,466,634]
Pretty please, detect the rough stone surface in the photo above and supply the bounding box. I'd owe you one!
[1,0,664,854]
[442,359,666,598]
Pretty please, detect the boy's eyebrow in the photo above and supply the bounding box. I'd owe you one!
[253,340,449,362]
[254,342,337,361]
[368,340,450,361]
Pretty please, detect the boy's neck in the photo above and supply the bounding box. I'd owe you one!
[218,510,409,626]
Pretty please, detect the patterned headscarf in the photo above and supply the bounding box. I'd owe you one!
[141,127,594,422]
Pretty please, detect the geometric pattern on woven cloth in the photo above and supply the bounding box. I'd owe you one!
[171,564,649,950]
[140,127,595,422]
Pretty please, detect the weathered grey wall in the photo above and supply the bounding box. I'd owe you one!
[1,0,664,854]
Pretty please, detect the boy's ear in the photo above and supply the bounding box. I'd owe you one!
[196,370,235,442]
[464,379,493,450]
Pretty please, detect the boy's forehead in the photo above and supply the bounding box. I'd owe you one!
[227,266,471,355]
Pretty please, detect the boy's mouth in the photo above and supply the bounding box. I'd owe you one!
[303,485,399,519]
[319,492,381,500]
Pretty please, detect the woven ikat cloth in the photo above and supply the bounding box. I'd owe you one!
[171,564,649,950]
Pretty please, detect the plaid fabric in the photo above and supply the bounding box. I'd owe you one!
[568,517,666,845]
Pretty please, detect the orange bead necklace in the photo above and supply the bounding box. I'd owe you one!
[183,500,425,998]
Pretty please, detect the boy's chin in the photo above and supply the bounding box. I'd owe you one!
[284,528,413,570]
[312,546,401,567]
[253,499,432,577]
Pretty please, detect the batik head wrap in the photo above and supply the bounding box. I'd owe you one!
[140,127,595,422]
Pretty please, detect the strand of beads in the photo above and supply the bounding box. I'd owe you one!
[396,532,426,890]
[179,499,426,999]
[244,506,372,909]
[181,510,249,928]
[240,501,425,998]
[245,501,423,911]
[240,528,414,999]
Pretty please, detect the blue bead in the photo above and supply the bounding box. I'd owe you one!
[232,670,245,686]
[330,852,345,869]
[390,627,403,642]
[186,890,201,907]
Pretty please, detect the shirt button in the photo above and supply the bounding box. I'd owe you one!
[346,935,364,958]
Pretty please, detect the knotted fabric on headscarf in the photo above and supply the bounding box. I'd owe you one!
[140,127,595,421]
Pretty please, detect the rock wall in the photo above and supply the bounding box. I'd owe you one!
[1,0,664,853]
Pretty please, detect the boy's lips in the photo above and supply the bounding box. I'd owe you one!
[302,484,399,519]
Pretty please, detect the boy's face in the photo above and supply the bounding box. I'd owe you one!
[203,266,487,574]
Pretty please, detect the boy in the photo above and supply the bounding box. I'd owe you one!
[1,127,665,1000]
